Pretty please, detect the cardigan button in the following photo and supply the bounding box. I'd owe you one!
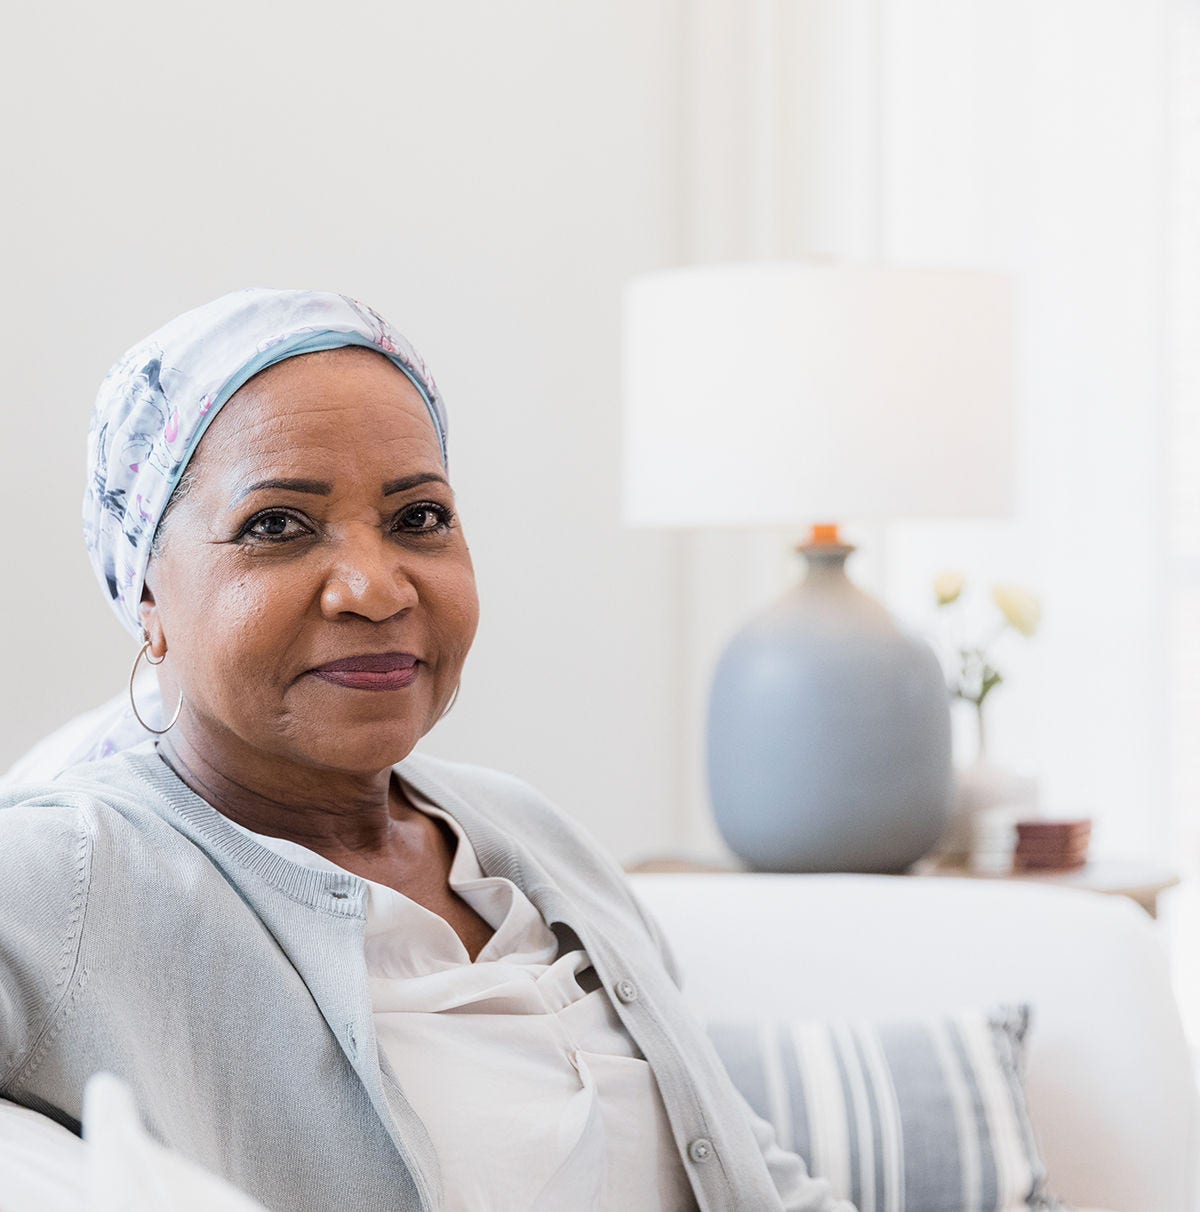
[614,978,639,1003]
[688,1138,714,1163]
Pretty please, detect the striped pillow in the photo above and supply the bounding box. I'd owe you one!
[706,1004,1062,1212]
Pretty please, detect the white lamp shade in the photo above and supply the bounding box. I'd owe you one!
[621,261,1016,526]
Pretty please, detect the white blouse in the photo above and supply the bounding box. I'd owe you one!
[229,790,697,1211]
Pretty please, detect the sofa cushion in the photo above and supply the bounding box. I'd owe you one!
[706,1003,1062,1212]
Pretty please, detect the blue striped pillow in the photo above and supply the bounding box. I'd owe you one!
[706,1004,1062,1212]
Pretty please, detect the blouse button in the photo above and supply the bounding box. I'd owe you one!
[688,1138,714,1163]
[614,978,639,1003]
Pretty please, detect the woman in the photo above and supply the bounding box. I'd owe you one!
[0,289,852,1211]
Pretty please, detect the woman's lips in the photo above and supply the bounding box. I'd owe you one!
[310,653,420,692]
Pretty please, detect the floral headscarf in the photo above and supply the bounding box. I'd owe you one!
[84,287,447,640]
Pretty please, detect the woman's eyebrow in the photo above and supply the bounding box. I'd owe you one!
[382,473,450,496]
[229,477,331,506]
[228,473,449,508]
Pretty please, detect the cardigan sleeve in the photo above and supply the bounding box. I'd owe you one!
[0,803,92,1088]
[628,891,685,989]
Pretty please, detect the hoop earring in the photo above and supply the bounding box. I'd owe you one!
[130,640,183,735]
[439,683,461,720]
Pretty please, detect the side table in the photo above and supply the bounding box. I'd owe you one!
[624,854,1181,919]
[908,856,1181,919]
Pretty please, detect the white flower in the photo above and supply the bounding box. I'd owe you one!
[934,570,965,606]
[992,583,1041,637]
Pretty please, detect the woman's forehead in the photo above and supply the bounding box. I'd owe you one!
[193,349,446,483]
[233,345,432,414]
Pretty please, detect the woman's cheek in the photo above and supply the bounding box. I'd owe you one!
[204,575,290,670]
[438,580,480,654]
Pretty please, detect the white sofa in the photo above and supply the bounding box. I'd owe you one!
[628,871,1198,1212]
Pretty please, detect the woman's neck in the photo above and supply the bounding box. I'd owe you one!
[155,726,422,863]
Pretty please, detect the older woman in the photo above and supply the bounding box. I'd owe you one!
[0,289,853,1212]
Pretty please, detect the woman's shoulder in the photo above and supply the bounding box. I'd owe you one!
[398,751,661,928]
[0,742,173,856]
[0,787,93,885]
[400,750,547,801]
[399,750,598,846]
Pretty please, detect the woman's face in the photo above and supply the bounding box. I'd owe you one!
[140,346,479,776]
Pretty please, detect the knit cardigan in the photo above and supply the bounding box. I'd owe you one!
[0,742,851,1212]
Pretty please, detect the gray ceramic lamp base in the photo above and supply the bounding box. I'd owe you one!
[706,538,952,874]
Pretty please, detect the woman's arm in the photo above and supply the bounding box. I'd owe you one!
[0,803,92,1089]
[0,803,94,1211]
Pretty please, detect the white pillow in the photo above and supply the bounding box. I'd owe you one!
[0,683,157,788]
[84,1073,270,1212]
[0,1074,270,1212]
[0,1097,86,1212]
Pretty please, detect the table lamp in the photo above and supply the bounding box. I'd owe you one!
[622,261,1015,873]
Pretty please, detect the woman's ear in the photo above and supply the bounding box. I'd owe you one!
[139,581,167,659]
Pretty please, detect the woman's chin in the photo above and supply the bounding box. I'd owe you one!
[289,718,430,775]
[277,679,440,765]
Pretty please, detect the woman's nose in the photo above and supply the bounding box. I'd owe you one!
[319,531,419,622]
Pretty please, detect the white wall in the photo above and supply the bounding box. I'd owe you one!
[0,0,1178,872]
[879,0,1172,861]
[0,0,687,864]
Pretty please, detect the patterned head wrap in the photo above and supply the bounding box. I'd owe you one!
[83,287,447,640]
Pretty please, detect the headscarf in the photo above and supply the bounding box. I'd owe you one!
[16,287,450,778]
[84,287,447,640]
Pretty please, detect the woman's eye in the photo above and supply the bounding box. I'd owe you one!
[398,502,454,533]
[240,511,310,542]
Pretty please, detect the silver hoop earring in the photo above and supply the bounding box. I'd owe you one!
[439,683,461,720]
[130,640,183,735]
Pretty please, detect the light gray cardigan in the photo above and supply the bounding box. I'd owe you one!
[0,743,851,1211]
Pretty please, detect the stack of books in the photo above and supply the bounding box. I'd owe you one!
[1013,819,1092,871]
